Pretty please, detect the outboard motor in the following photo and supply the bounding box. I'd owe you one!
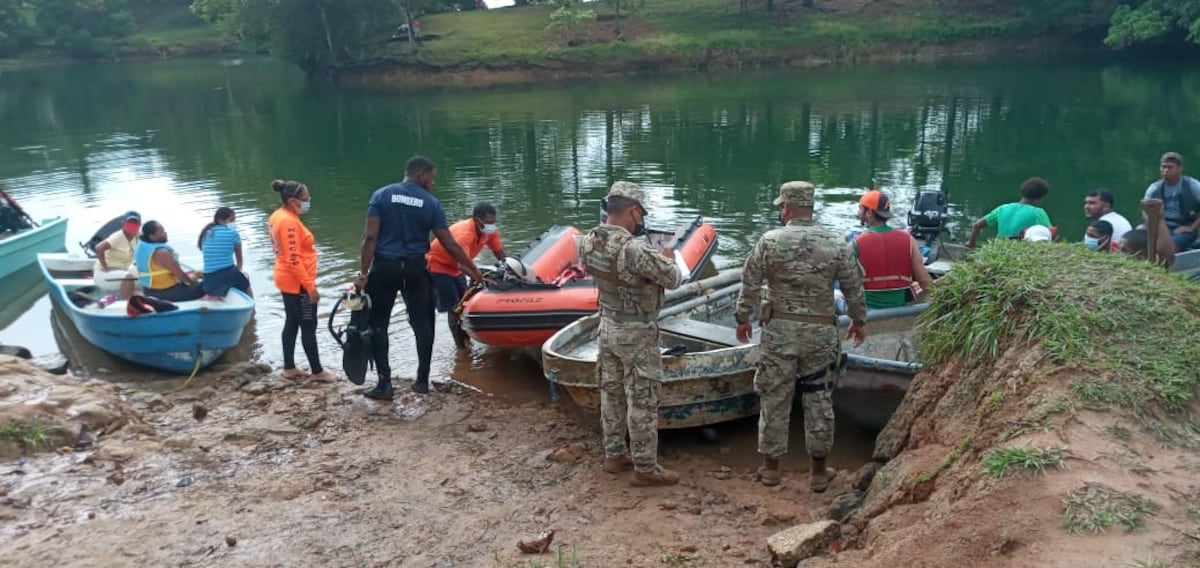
[907,189,948,246]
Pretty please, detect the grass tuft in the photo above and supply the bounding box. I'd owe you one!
[0,420,59,450]
[982,444,1067,477]
[920,241,1200,422]
[1062,482,1158,534]
[916,433,974,483]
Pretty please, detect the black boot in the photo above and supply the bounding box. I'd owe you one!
[411,379,430,394]
[364,380,394,400]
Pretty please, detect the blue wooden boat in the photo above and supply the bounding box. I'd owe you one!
[0,217,68,282]
[36,252,255,374]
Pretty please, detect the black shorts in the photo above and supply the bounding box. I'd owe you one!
[432,272,468,313]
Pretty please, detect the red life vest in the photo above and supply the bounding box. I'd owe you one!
[855,229,914,291]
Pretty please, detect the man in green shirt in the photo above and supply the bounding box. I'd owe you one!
[965,177,1053,248]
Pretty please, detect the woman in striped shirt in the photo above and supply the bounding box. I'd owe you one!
[198,207,252,300]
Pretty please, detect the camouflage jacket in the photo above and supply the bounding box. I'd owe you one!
[580,224,682,318]
[735,218,867,324]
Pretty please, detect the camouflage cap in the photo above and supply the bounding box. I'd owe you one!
[607,181,646,204]
[773,181,815,207]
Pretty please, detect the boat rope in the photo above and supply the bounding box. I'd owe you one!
[167,350,204,394]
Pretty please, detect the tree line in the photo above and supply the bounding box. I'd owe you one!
[2,1,1198,65]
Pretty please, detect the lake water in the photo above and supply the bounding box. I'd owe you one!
[0,57,1193,383]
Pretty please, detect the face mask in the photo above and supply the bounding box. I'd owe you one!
[300,200,312,213]
[1084,236,1100,250]
[481,223,497,235]
[124,222,140,235]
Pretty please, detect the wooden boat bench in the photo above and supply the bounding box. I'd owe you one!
[658,317,742,348]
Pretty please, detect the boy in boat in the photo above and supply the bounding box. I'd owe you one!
[850,190,934,309]
[426,202,508,348]
[965,177,1053,248]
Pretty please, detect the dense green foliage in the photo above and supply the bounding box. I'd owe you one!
[919,241,1200,416]
[0,0,139,57]
[1106,0,1200,48]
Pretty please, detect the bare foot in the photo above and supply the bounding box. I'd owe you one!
[282,368,309,380]
[308,371,340,383]
[201,294,224,302]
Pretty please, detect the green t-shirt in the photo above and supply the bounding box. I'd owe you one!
[984,202,1052,238]
[851,226,911,310]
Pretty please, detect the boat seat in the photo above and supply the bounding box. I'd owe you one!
[659,317,741,347]
[56,278,98,288]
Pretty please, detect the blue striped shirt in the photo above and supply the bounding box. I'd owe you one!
[202,224,241,273]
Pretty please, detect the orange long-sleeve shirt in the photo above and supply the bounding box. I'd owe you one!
[268,208,317,294]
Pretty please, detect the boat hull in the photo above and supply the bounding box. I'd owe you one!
[462,216,719,348]
[37,253,255,374]
[542,298,926,431]
[0,217,68,281]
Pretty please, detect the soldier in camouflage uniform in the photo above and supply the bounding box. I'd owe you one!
[734,181,868,493]
[580,181,684,486]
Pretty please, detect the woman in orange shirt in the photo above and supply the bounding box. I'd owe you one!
[268,179,337,383]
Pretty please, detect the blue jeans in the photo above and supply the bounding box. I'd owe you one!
[432,272,468,313]
[1170,228,1197,251]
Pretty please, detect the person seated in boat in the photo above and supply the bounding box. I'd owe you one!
[197,207,252,301]
[0,188,32,234]
[851,190,934,309]
[1119,199,1176,267]
[135,221,205,302]
[1143,152,1200,252]
[1084,220,1117,253]
[427,201,508,349]
[965,177,1053,248]
[92,211,142,300]
[1083,189,1131,245]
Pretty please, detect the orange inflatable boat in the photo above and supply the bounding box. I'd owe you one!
[459,216,719,348]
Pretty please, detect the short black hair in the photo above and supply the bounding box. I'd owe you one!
[604,195,640,215]
[406,155,436,177]
[1020,177,1050,200]
[1089,219,1113,237]
[1121,228,1148,256]
[140,220,162,242]
[473,202,496,219]
[1085,188,1114,206]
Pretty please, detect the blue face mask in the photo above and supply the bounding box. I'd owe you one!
[1084,236,1100,250]
[482,223,497,235]
[300,200,311,214]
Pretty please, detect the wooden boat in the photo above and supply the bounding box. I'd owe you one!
[0,217,67,281]
[36,252,255,374]
[460,216,719,348]
[1173,249,1200,281]
[541,279,926,430]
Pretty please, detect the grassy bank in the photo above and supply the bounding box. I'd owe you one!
[329,0,1108,88]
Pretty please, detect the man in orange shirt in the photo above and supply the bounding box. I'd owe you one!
[427,202,508,348]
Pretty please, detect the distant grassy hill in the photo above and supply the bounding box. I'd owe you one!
[362,0,1048,67]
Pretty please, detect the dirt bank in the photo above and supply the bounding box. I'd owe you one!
[809,242,1200,567]
[0,354,878,567]
[330,35,1102,92]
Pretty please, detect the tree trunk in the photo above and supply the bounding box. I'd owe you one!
[315,1,337,63]
[405,0,415,48]
[615,0,623,40]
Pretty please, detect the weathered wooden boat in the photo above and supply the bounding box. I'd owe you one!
[541,279,926,430]
[459,216,719,348]
[0,216,68,281]
[1173,249,1200,281]
[37,252,255,374]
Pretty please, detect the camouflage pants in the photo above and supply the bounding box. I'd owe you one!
[597,318,662,473]
[754,319,838,460]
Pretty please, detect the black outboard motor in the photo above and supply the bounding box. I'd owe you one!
[907,189,948,246]
[80,215,125,258]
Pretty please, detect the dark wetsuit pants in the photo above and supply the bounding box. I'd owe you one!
[366,254,435,385]
[281,288,323,374]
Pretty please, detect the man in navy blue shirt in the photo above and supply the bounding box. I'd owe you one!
[357,156,481,398]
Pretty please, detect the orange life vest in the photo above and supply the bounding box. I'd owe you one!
[855,229,914,292]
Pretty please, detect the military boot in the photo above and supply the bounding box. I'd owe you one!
[810,457,831,493]
[630,465,679,487]
[602,455,633,473]
[363,380,394,401]
[756,456,781,487]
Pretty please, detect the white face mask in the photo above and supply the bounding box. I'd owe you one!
[482,223,497,235]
